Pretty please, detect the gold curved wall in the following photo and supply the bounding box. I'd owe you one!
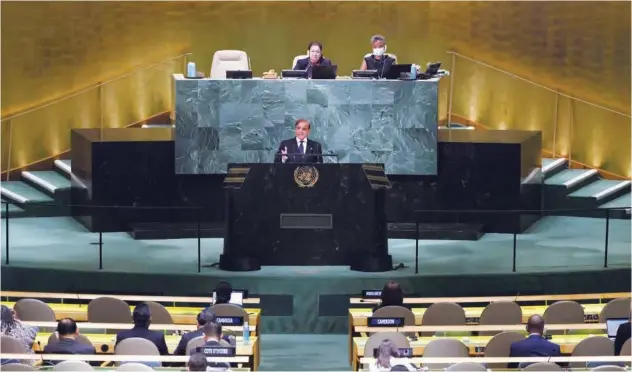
[2,1,630,176]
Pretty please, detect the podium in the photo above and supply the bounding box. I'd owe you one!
[219,163,393,272]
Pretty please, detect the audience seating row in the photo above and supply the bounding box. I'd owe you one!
[349,298,631,327]
[1,291,260,305]
[1,298,260,328]
[352,332,632,370]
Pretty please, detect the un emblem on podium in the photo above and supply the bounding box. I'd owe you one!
[294,166,319,188]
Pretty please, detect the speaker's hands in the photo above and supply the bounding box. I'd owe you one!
[281,146,288,163]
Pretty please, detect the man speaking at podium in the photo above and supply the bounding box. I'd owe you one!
[275,119,323,163]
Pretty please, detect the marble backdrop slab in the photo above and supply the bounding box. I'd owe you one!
[174,77,439,175]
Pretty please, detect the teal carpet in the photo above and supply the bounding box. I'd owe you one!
[258,334,350,371]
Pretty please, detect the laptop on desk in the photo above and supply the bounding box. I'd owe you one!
[384,64,413,80]
[607,318,627,340]
[311,65,337,79]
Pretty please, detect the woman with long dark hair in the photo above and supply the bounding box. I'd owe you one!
[1,305,36,364]
[373,281,405,312]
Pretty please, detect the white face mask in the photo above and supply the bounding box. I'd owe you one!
[373,47,386,56]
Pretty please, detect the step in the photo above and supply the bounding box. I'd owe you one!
[128,222,224,240]
[0,181,53,205]
[544,169,599,191]
[0,198,25,218]
[568,180,631,203]
[387,223,484,241]
[141,124,174,128]
[541,158,567,179]
[599,193,631,219]
[54,159,72,177]
[22,170,71,195]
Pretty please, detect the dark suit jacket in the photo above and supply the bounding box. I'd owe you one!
[615,321,631,355]
[173,329,203,356]
[43,338,96,365]
[204,340,231,369]
[508,335,561,368]
[275,138,323,164]
[43,338,96,354]
[293,57,333,78]
[115,326,169,355]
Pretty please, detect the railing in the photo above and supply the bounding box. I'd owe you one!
[0,52,191,178]
[1,202,629,274]
[445,51,632,179]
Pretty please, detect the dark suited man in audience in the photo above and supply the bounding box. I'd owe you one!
[115,303,169,355]
[174,310,216,355]
[43,318,96,359]
[508,314,561,368]
[275,119,323,164]
[202,322,231,370]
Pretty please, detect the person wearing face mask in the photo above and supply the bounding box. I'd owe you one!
[360,35,396,78]
[293,41,333,78]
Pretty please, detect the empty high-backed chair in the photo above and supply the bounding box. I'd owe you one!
[0,364,36,371]
[522,362,562,371]
[53,361,94,371]
[543,301,585,334]
[484,331,526,369]
[372,306,416,336]
[13,299,56,322]
[292,54,308,68]
[422,338,468,369]
[116,363,154,371]
[210,50,249,79]
[372,306,415,325]
[599,298,632,322]
[363,332,410,358]
[209,303,250,328]
[570,336,615,368]
[479,301,523,335]
[115,337,161,367]
[446,362,487,371]
[87,297,132,324]
[145,302,173,325]
[421,302,466,336]
[1,335,30,353]
[590,366,627,371]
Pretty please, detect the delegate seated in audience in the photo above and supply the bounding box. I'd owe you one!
[214,281,236,306]
[373,281,406,312]
[1,305,36,364]
[508,314,561,369]
[293,41,333,78]
[43,318,96,358]
[174,310,216,355]
[187,352,209,371]
[115,302,169,355]
[370,339,417,372]
[202,321,231,370]
[614,319,631,355]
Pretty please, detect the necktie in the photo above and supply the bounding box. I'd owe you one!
[298,141,305,154]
